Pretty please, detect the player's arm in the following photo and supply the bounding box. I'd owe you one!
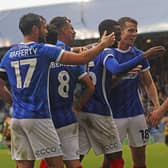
[147,98,168,126]
[104,46,166,75]
[71,43,98,53]
[59,32,115,65]
[104,54,143,75]
[73,74,95,114]
[71,47,86,53]
[139,70,160,109]
[0,71,12,106]
[142,46,166,59]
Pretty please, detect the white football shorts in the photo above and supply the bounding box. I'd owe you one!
[57,123,79,160]
[10,118,63,160]
[78,112,122,155]
[114,114,149,147]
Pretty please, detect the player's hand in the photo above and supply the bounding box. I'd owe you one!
[143,46,166,59]
[127,65,143,75]
[100,31,116,48]
[72,104,81,116]
[146,109,163,126]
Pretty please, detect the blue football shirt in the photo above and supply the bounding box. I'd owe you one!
[110,47,150,118]
[82,48,145,116]
[0,42,63,119]
[49,41,87,128]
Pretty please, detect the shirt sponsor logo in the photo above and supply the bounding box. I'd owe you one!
[50,62,76,68]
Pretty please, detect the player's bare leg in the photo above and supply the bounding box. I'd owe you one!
[16,160,34,168]
[45,156,64,168]
[64,160,83,168]
[130,146,146,168]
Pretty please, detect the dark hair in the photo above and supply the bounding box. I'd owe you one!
[19,13,42,35]
[49,16,71,33]
[98,19,120,38]
[46,24,58,45]
[118,17,137,30]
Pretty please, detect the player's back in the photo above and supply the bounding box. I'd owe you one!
[0,42,62,119]
[82,49,114,116]
[49,40,86,128]
[49,62,86,128]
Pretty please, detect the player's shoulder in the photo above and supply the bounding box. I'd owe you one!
[4,44,20,54]
[38,43,63,56]
[56,40,71,50]
[104,47,114,51]
[102,48,114,55]
[43,43,55,48]
[131,46,143,54]
[11,42,43,51]
[100,48,115,59]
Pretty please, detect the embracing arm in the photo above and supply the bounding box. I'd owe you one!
[59,32,116,65]
[105,54,143,75]
[73,74,95,114]
[147,98,168,126]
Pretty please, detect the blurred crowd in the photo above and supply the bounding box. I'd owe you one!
[140,56,168,115]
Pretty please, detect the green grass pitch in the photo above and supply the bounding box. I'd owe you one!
[0,143,168,167]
